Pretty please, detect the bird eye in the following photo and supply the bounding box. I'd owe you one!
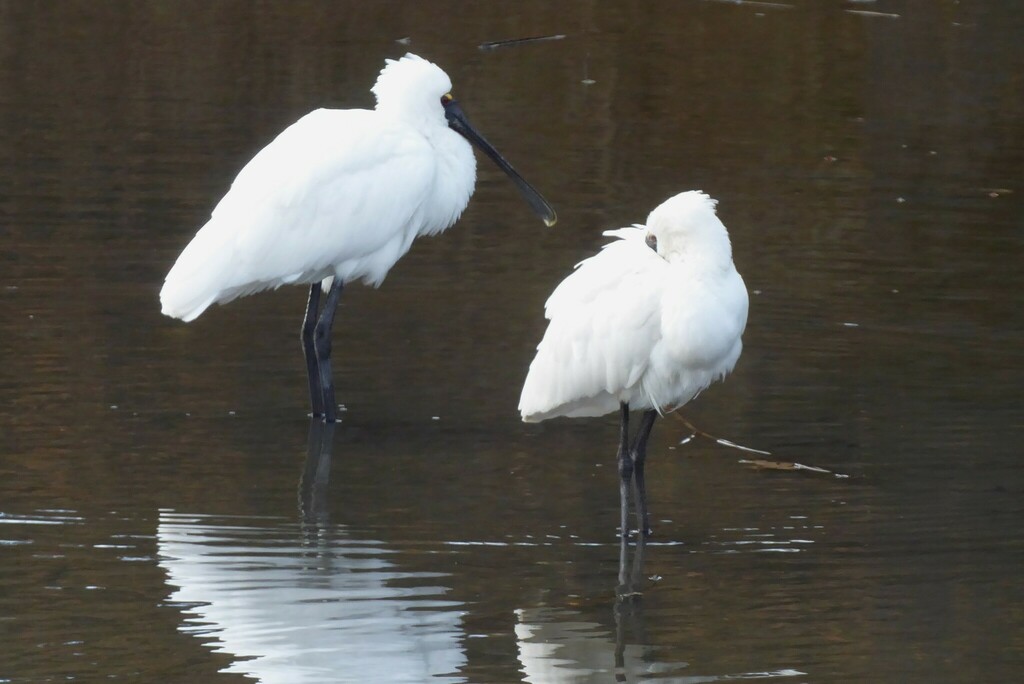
[440,93,453,105]
[645,233,658,251]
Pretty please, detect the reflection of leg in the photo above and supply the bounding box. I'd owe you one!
[614,532,632,674]
[610,585,626,675]
[314,279,345,423]
[299,419,335,531]
[312,421,335,503]
[616,403,632,538]
[301,283,324,418]
[631,410,658,537]
[614,531,647,676]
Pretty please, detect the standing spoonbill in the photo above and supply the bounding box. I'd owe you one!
[518,191,747,537]
[160,53,556,422]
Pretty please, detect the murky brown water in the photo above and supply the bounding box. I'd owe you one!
[2,1,1023,682]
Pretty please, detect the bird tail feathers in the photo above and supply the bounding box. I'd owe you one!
[159,221,235,322]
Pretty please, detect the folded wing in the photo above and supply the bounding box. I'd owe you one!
[519,228,666,421]
[160,109,436,322]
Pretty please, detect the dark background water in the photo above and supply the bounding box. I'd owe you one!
[2,1,1022,682]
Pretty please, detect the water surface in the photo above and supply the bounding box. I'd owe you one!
[2,2,1022,682]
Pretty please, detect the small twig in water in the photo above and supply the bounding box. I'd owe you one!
[738,458,843,476]
[843,9,900,18]
[671,414,773,455]
[478,34,566,51]
[669,414,847,478]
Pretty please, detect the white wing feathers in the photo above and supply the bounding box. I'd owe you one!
[160,109,436,321]
[520,227,667,422]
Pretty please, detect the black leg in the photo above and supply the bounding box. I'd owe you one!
[299,418,333,525]
[617,531,631,589]
[616,527,649,596]
[302,283,324,418]
[616,403,632,538]
[314,279,345,423]
[630,410,658,537]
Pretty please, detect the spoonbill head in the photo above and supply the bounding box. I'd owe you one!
[159,53,556,422]
[519,191,748,537]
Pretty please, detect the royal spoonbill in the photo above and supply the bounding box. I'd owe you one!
[160,53,556,422]
[519,191,747,537]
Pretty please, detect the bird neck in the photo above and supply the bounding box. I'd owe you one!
[421,129,477,235]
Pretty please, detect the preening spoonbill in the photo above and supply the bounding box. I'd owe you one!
[160,53,556,422]
[519,191,747,537]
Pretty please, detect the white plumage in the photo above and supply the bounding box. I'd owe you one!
[519,191,748,536]
[520,191,747,422]
[161,55,474,322]
[159,53,554,421]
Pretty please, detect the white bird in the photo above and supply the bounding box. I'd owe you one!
[160,53,556,422]
[519,191,748,537]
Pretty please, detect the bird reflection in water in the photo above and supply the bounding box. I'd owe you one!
[157,422,467,683]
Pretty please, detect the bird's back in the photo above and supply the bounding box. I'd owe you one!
[160,108,468,322]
